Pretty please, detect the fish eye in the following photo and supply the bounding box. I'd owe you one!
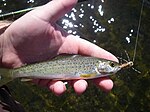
[110,62,115,67]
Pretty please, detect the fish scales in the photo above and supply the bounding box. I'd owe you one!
[12,56,99,78]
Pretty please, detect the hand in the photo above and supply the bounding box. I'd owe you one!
[1,0,118,96]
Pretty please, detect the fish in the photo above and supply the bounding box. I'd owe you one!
[0,55,133,86]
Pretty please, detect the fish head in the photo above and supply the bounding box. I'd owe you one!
[95,60,121,74]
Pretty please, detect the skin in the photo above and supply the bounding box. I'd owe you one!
[0,0,118,96]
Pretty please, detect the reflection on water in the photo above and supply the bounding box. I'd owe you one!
[0,0,150,112]
[60,1,106,36]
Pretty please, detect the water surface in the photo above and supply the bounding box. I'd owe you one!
[0,0,149,112]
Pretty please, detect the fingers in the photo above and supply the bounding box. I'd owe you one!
[33,79,66,96]
[48,81,66,96]
[33,79,88,95]
[77,38,119,62]
[59,35,119,62]
[93,77,114,92]
[32,0,78,22]
[70,80,88,95]
[32,78,113,95]
[48,78,112,95]
[70,78,113,94]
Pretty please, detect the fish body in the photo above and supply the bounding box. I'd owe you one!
[0,55,130,86]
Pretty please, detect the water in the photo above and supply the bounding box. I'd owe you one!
[0,0,150,112]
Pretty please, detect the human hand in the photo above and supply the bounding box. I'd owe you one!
[1,0,118,95]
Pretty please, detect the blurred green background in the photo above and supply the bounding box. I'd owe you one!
[0,0,149,112]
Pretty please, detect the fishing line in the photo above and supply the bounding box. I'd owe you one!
[0,7,36,19]
[132,0,145,62]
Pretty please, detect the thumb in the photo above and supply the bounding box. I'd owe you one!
[32,0,78,22]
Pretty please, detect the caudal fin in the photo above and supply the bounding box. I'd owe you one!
[0,68,13,87]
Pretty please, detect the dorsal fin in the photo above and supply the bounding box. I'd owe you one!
[51,54,81,60]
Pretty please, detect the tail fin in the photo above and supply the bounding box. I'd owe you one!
[0,68,13,87]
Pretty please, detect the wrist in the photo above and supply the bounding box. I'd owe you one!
[0,21,11,66]
[0,34,4,66]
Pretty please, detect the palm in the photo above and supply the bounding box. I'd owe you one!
[4,9,67,64]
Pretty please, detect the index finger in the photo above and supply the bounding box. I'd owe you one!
[58,35,119,62]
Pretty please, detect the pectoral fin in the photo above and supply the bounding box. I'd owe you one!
[80,73,96,78]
